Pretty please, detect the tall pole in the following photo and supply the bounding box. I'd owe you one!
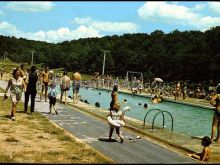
[102,52,106,76]
[101,50,110,76]
[30,51,35,65]
[4,52,7,63]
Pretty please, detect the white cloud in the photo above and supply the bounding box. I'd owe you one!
[138,2,198,23]
[0,15,138,43]
[91,21,138,33]
[73,17,93,25]
[6,1,54,12]
[0,21,101,43]
[197,16,220,28]
[24,26,101,43]
[137,2,220,30]
[30,30,46,41]
[208,2,220,14]
[191,4,206,11]
[73,17,139,33]
[0,21,17,31]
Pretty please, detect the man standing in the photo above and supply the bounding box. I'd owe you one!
[24,65,38,115]
[60,70,70,104]
[40,67,50,102]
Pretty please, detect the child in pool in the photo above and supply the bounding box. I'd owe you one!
[108,103,125,143]
[186,136,212,162]
[144,103,148,110]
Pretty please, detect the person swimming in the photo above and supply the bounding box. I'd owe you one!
[151,95,160,104]
[144,103,148,109]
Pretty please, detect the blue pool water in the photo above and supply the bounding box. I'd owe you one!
[63,87,214,137]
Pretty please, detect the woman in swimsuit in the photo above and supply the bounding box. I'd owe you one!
[210,85,220,142]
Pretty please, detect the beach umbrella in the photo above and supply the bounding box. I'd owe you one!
[73,72,81,81]
[154,78,163,83]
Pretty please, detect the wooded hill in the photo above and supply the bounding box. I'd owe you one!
[0,26,220,82]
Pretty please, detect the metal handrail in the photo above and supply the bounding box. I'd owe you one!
[143,108,174,131]
[161,111,174,131]
[152,110,174,131]
[143,108,162,129]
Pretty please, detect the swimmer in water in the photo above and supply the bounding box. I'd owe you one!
[144,103,148,109]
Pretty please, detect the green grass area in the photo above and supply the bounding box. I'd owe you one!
[0,87,113,164]
[0,59,93,81]
[0,88,5,93]
[0,60,19,74]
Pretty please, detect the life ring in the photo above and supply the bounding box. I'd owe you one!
[107,116,125,128]
[122,106,131,114]
[107,106,131,128]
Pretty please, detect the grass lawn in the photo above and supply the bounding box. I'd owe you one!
[0,90,113,163]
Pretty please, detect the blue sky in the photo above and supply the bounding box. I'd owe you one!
[0,1,220,43]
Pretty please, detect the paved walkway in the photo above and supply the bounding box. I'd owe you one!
[0,80,197,163]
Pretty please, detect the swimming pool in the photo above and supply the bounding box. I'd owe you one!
[62,87,214,137]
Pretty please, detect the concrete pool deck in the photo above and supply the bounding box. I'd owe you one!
[68,86,220,163]
[68,99,220,163]
[0,79,220,163]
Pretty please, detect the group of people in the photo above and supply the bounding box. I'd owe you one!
[3,64,81,120]
[2,64,220,162]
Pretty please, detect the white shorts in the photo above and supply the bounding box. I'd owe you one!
[10,92,22,104]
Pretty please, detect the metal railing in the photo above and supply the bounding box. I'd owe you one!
[143,108,174,131]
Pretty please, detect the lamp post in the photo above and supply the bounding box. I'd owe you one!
[101,50,110,76]
[30,51,35,65]
[3,52,7,63]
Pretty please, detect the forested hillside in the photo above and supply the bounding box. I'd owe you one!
[0,26,220,82]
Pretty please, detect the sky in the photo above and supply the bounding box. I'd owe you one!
[0,1,220,43]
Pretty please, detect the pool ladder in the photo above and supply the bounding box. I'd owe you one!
[143,108,174,131]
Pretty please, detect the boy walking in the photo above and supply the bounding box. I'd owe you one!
[48,82,58,115]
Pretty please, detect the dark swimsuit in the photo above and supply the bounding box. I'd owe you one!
[110,91,117,109]
[215,95,220,116]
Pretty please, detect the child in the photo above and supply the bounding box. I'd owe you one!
[108,103,125,143]
[48,82,58,115]
[186,136,212,162]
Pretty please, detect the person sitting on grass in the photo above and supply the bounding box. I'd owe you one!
[186,136,212,162]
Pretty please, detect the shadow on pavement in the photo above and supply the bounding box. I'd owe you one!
[98,138,118,143]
